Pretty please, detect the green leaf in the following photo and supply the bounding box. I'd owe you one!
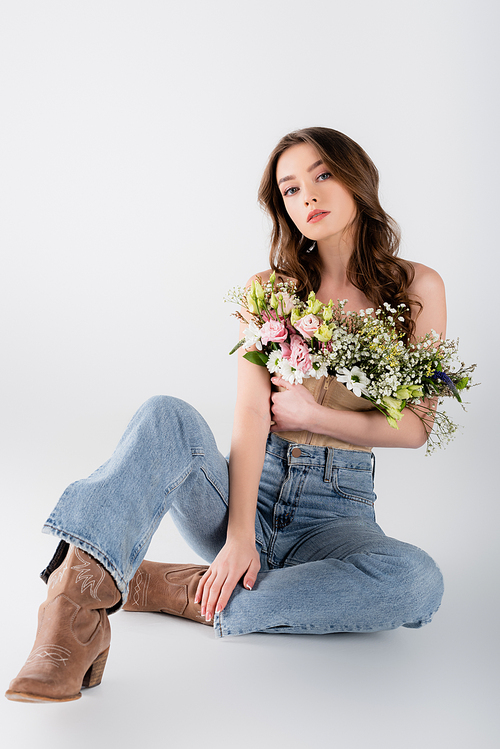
[422,377,440,393]
[243,351,268,367]
[229,338,245,355]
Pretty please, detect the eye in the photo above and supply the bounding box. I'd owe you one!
[317,172,331,181]
[283,186,299,197]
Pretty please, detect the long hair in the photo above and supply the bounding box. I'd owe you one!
[258,127,420,341]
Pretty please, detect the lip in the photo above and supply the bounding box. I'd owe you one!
[307,210,330,223]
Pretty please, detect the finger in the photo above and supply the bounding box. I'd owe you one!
[269,405,282,430]
[214,576,239,614]
[243,559,260,591]
[271,410,283,427]
[200,568,217,615]
[204,573,227,622]
[194,567,210,604]
[271,376,292,390]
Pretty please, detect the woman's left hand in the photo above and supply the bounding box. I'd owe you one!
[195,537,261,622]
[269,377,317,432]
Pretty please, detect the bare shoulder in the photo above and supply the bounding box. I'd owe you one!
[408,262,446,301]
[246,269,297,287]
[246,269,273,287]
[407,262,447,338]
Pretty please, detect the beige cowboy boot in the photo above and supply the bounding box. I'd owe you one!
[6,545,121,703]
[123,561,212,625]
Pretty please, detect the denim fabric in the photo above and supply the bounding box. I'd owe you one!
[43,396,444,638]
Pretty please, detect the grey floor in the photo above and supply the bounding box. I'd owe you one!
[2,508,498,749]
[2,2,498,745]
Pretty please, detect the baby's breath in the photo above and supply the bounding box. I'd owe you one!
[227,280,477,454]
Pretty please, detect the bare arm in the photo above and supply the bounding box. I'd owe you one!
[196,274,273,621]
[228,364,272,541]
[270,265,447,449]
[270,386,434,448]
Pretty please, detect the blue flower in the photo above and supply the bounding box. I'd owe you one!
[431,370,461,401]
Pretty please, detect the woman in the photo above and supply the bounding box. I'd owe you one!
[6,127,445,703]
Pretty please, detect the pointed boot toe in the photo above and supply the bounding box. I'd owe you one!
[124,561,211,625]
[6,546,120,703]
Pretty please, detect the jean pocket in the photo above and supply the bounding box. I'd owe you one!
[333,467,375,506]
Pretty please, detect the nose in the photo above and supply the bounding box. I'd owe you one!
[304,194,317,206]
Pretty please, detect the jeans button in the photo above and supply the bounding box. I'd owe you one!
[291,447,302,458]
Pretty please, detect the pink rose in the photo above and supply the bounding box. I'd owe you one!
[261,310,277,322]
[294,314,320,339]
[289,334,312,373]
[280,341,291,358]
[261,320,288,346]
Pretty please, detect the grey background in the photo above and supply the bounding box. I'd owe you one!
[1,1,498,747]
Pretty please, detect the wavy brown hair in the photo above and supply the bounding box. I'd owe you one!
[258,127,420,341]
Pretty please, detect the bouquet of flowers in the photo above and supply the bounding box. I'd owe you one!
[226,272,476,453]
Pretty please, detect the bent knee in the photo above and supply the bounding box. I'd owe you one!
[400,548,444,622]
[141,395,196,421]
[138,395,208,440]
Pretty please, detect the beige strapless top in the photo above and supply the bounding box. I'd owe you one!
[274,376,375,452]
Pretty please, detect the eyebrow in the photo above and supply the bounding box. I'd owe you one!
[277,160,324,186]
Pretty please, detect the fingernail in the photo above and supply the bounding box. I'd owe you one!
[194,597,200,604]
[201,606,205,616]
[205,612,212,622]
[245,584,253,590]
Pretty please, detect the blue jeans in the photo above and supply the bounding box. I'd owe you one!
[42,396,444,637]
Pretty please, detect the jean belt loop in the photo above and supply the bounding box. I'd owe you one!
[371,451,376,481]
[324,447,334,483]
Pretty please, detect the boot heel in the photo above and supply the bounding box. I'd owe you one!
[82,648,110,689]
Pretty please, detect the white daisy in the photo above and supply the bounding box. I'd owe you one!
[243,320,262,350]
[266,350,283,375]
[336,366,371,397]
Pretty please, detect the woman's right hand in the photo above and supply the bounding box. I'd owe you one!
[194,537,261,623]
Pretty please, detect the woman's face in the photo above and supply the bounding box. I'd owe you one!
[276,142,357,243]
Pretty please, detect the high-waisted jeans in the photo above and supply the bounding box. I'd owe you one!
[42,396,444,638]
